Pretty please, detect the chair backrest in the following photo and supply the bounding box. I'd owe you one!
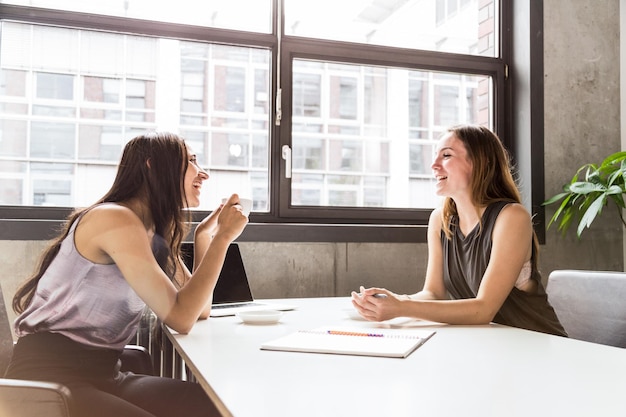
[0,378,73,417]
[547,270,626,348]
[0,282,15,375]
[0,283,73,417]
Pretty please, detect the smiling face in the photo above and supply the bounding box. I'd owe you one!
[183,146,209,208]
[431,132,473,200]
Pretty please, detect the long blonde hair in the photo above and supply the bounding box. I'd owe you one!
[439,125,539,267]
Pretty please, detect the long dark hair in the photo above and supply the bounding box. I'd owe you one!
[13,131,191,313]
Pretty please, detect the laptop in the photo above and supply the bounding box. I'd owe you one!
[192,243,295,317]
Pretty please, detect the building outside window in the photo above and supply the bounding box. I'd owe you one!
[0,0,504,232]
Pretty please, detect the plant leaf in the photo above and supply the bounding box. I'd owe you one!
[607,169,623,187]
[546,194,573,229]
[577,194,606,237]
[601,151,626,167]
[569,182,605,194]
[543,192,569,206]
[558,209,575,235]
[544,151,626,237]
[610,192,626,209]
[606,185,624,195]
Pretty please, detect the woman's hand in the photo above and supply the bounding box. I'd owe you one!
[195,194,248,245]
[214,194,248,243]
[194,202,222,239]
[350,286,408,322]
[192,194,248,274]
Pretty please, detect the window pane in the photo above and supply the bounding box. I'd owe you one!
[291,58,492,209]
[25,162,73,206]
[78,125,124,161]
[0,119,27,157]
[30,122,75,159]
[33,177,72,206]
[0,173,24,204]
[179,42,272,210]
[36,72,74,100]
[285,0,499,57]
[0,22,271,211]
[214,66,245,112]
[83,76,121,103]
[2,0,272,33]
[1,69,27,96]
[293,73,322,117]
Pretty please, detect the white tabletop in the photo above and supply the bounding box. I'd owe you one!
[164,297,626,417]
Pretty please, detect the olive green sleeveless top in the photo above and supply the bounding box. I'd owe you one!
[441,201,567,336]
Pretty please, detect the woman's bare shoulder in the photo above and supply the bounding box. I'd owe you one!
[74,203,147,264]
[498,202,531,221]
[494,203,533,233]
[79,203,144,231]
[86,202,137,218]
[428,207,443,235]
[429,207,443,221]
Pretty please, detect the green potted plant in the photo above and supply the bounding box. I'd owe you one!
[543,151,626,238]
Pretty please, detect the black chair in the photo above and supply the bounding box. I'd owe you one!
[0,282,154,417]
[120,344,154,375]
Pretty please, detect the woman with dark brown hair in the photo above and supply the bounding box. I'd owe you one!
[6,131,248,416]
[352,125,566,336]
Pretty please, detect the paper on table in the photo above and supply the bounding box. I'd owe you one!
[260,326,435,358]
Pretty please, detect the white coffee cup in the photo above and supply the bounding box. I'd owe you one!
[221,197,252,216]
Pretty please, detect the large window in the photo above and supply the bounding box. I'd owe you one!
[0,0,273,32]
[0,23,271,210]
[0,0,508,239]
[285,0,496,57]
[287,60,490,211]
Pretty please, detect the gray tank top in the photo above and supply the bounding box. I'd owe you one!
[15,216,147,350]
[442,201,567,336]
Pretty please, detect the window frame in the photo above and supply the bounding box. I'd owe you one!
[0,1,533,243]
[277,36,508,224]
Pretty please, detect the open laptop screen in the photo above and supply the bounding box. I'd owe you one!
[181,242,254,304]
[213,244,255,304]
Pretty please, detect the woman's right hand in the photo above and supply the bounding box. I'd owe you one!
[213,193,248,243]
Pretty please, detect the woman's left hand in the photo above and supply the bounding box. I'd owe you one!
[195,203,223,239]
[350,286,406,321]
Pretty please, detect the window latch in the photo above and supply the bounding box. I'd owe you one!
[275,88,282,126]
[281,145,292,179]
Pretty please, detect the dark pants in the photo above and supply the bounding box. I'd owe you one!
[5,333,220,417]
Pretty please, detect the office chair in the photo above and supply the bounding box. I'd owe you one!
[0,282,154,417]
[547,269,626,348]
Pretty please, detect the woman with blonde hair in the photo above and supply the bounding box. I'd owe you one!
[352,125,566,336]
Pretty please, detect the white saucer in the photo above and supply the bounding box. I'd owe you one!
[236,310,283,324]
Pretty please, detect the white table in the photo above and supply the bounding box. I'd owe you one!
[163,297,626,417]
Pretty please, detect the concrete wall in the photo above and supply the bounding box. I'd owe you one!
[0,240,428,334]
[1,0,623,333]
[541,0,623,274]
